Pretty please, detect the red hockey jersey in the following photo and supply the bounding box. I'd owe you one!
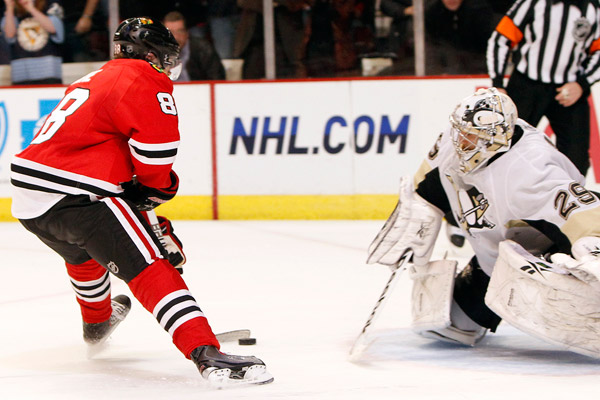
[11,59,180,218]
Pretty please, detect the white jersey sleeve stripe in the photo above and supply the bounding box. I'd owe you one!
[129,149,177,166]
[128,138,180,151]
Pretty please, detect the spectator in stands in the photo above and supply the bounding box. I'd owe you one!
[119,1,208,39]
[332,0,377,76]
[234,0,312,79]
[206,0,239,60]
[304,0,377,78]
[304,0,336,77]
[62,0,107,62]
[118,0,153,20]
[0,34,9,65]
[425,0,494,75]
[379,0,413,74]
[163,11,225,81]
[1,0,64,85]
[0,2,9,64]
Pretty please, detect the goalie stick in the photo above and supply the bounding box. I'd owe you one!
[349,249,413,359]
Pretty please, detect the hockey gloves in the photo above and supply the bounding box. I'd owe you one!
[121,171,179,211]
[157,216,186,274]
[551,236,600,291]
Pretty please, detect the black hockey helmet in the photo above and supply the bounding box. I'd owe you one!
[113,17,180,71]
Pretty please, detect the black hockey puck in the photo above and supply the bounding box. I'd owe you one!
[238,337,257,345]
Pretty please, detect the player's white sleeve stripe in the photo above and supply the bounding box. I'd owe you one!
[128,138,180,151]
[152,289,190,317]
[102,198,162,264]
[166,311,205,336]
[129,150,177,166]
[11,157,122,193]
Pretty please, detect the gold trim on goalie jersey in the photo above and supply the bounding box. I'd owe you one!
[561,205,600,244]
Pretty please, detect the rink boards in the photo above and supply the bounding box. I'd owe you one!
[1,75,600,220]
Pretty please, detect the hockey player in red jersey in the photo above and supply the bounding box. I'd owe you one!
[10,17,273,385]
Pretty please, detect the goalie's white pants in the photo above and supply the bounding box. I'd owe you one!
[486,240,600,358]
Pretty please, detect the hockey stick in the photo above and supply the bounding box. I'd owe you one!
[349,249,413,359]
[145,210,186,273]
[146,211,250,343]
[145,210,166,247]
[215,329,251,343]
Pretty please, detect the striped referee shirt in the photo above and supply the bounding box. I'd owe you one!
[487,0,600,91]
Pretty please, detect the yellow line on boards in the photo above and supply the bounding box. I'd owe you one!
[0,194,397,221]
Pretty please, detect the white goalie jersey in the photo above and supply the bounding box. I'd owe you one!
[415,119,600,276]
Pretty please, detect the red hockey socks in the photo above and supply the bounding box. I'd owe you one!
[128,259,220,358]
[65,259,112,324]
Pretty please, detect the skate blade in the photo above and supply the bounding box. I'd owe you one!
[205,365,274,389]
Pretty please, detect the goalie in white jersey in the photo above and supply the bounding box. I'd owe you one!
[368,88,600,357]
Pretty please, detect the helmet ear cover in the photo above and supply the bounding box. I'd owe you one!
[449,88,518,174]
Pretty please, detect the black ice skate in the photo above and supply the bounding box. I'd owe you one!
[83,294,131,345]
[191,345,274,386]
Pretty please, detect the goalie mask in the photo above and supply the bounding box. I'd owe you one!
[449,88,517,174]
[113,17,181,80]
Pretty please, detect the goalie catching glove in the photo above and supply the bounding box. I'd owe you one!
[367,176,443,267]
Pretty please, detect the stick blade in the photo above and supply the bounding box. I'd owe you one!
[215,329,251,342]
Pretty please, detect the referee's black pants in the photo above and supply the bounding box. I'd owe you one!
[506,71,591,176]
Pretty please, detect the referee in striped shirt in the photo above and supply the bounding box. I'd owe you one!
[487,0,600,176]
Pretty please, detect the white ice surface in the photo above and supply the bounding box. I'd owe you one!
[1,220,600,400]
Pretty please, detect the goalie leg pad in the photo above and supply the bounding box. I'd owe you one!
[411,259,487,346]
[486,240,600,358]
[411,259,457,331]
